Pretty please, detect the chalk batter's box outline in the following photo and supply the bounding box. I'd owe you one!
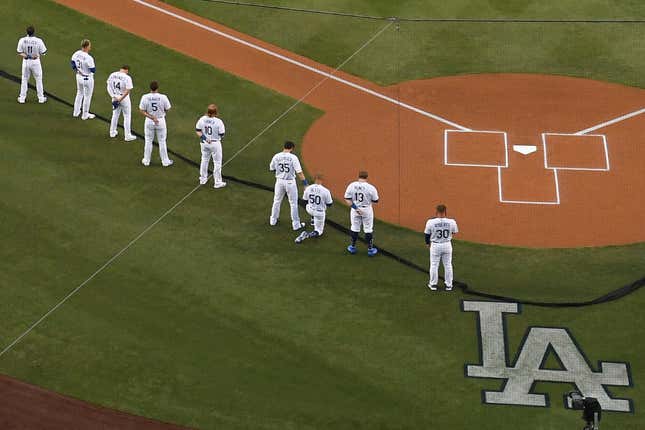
[443,130,610,206]
[443,129,509,168]
[541,133,610,172]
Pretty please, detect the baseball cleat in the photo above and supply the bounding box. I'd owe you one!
[428,284,438,291]
[213,181,227,188]
[269,218,278,226]
[109,131,118,138]
[141,159,150,167]
[294,231,308,244]
[124,135,137,142]
[347,244,357,254]
[17,98,25,104]
[199,178,208,185]
[81,113,96,120]
[162,160,174,167]
[445,285,453,291]
[367,247,378,257]
[73,112,80,118]
[38,97,47,104]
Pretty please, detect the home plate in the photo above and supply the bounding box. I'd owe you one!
[513,145,537,155]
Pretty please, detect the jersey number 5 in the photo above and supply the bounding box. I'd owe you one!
[151,102,158,112]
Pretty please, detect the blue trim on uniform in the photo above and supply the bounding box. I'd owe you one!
[350,203,358,210]
[41,50,47,54]
[70,61,77,71]
[89,67,96,73]
[195,128,201,131]
[372,199,379,203]
[326,203,333,207]
[425,233,431,245]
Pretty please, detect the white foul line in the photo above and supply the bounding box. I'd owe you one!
[574,107,645,135]
[0,20,394,359]
[132,0,470,131]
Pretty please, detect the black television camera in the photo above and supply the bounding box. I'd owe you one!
[564,391,602,430]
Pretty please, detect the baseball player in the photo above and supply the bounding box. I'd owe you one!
[295,174,333,243]
[269,141,307,230]
[106,65,136,141]
[70,39,96,120]
[344,171,379,256]
[424,204,459,291]
[16,25,47,104]
[139,81,173,167]
[195,104,226,188]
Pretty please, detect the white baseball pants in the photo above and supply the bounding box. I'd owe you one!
[200,141,223,184]
[19,59,45,101]
[270,179,301,230]
[143,118,172,165]
[429,241,453,287]
[110,97,133,138]
[350,206,374,233]
[306,206,326,235]
[73,74,94,118]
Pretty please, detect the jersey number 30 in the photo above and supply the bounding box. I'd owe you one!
[435,229,450,239]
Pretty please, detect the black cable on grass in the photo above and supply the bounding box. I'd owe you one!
[3,69,643,307]
[187,0,645,23]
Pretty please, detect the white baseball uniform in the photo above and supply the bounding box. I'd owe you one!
[71,50,96,118]
[107,71,134,139]
[17,35,47,102]
[303,184,333,235]
[195,115,226,185]
[269,152,303,230]
[344,181,379,233]
[139,92,172,166]
[424,217,459,287]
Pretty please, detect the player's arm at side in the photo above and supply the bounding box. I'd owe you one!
[344,185,360,211]
[371,185,380,204]
[451,220,459,236]
[163,96,171,113]
[269,155,277,172]
[424,221,432,247]
[293,157,307,184]
[325,189,333,207]
[218,120,225,141]
[16,39,26,59]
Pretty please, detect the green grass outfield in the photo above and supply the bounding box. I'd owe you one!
[0,0,643,429]
[163,0,645,87]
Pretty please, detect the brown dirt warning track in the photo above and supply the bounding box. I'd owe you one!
[54,0,645,249]
[0,374,189,429]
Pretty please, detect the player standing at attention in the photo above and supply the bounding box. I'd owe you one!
[295,174,333,243]
[70,39,96,120]
[424,204,458,291]
[344,171,379,256]
[269,141,307,230]
[195,104,226,188]
[16,25,47,104]
[139,81,173,167]
[106,65,136,141]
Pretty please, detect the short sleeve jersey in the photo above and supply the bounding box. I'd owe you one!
[139,92,171,119]
[71,50,95,76]
[424,217,459,243]
[303,184,333,212]
[195,115,226,143]
[17,36,47,58]
[269,152,302,180]
[107,71,133,98]
[344,181,379,208]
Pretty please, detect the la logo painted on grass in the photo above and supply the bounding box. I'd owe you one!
[462,300,633,412]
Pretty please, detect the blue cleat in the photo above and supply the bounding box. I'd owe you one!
[367,247,378,257]
[347,244,357,254]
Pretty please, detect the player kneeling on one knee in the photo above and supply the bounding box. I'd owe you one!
[195,104,226,188]
[424,204,458,291]
[269,141,307,231]
[295,174,333,243]
[345,171,379,256]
